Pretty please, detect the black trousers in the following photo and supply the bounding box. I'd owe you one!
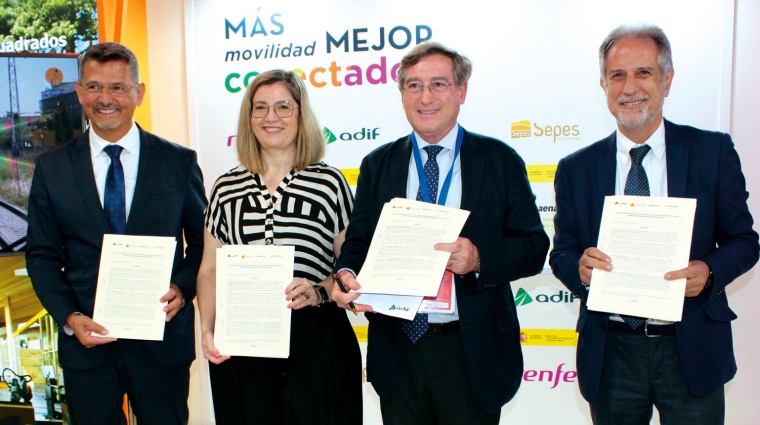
[63,340,190,425]
[380,325,500,425]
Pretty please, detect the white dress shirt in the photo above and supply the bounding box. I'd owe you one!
[612,119,672,326]
[89,122,140,219]
[406,125,463,323]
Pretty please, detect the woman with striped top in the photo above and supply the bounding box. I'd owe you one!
[196,70,361,425]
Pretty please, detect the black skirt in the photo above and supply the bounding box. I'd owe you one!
[209,302,363,425]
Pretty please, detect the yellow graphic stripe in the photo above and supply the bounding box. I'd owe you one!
[356,326,574,346]
[343,165,556,186]
[340,168,361,186]
[525,165,557,183]
[520,329,577,346]
[353,326,368,343]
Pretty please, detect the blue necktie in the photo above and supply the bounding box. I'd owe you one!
[401,144,444,344]
[103,144,126,234]
[621,144,651,329]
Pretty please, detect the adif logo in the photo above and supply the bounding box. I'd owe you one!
[514,288,533,306]
[511,120,531,139]
[323,127,381,142]
[515,288,577,306]
[324,128,337,144]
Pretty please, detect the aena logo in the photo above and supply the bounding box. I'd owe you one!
[514,288,533,306]
[389,305,409,312]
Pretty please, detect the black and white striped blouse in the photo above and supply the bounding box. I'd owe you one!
[205,163,353,283]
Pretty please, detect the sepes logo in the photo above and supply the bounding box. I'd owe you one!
[510,119,581,143]
[515,288,578,306]
[514,288,533,306]
[511,120,531,139]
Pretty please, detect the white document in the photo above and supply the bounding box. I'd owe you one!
[355,293,424,320]
[356,272,455,319]
[92,234,177,340]
[356,198,470,296]
[587,196,697,321]
[215,245,294,358]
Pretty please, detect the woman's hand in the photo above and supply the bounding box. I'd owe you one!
[202,330,231,364]
[285,278,321,309]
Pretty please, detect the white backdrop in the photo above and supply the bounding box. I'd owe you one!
[183,1,735,423]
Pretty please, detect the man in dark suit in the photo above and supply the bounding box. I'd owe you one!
[550,24,758,425]
[332,42,549,425]
[25,42,205,425]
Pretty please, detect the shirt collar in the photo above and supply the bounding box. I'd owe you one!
[413,124,459,152]
[616,119,666,164]
[89,121,140,156]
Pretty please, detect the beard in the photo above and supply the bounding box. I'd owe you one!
[89,103,123,131]
[614,98,662,131]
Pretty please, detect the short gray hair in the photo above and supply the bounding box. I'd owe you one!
[79,42,140,84]
[397,41,472,91]
[599,23,673,81]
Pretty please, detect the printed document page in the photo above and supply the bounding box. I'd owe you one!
[587,196,696,321]
[215,245,294,358]
[93,234,177,340]
[356,198,469,296]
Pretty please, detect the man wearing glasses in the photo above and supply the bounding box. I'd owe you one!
[333,41,549,425]
[26,42,205,425]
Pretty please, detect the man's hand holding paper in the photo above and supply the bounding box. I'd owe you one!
[586,195,697,321]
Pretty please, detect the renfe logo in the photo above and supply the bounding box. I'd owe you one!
[523,363,577,389]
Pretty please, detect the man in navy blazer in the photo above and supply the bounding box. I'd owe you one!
[26,42,205,425]
[332,42,549,425]
[551,24,758,425]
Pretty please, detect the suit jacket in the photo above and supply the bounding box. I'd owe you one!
[26,126,206,370]
[336,128,549,414]
[550,119,759,402]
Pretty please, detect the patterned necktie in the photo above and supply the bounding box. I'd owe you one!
[401,144,444,344]
[621,144,651,329]
[103,144,126,234]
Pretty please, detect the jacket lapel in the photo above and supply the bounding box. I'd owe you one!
[597,131,617,200]
[664,120,688,198]
[389,136,411,199]
[459,129,483,212]
[71,130,112,235]
[124,126,157,234]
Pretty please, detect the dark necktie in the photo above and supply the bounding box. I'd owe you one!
[401,144,444,344]
[103,144,126,234]
[621,144,651,329]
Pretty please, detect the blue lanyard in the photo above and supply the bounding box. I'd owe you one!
[411,125,463,205]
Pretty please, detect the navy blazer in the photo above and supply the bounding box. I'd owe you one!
[336,128,549,414]
[26,126,206,370]
[550,119,759,402]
